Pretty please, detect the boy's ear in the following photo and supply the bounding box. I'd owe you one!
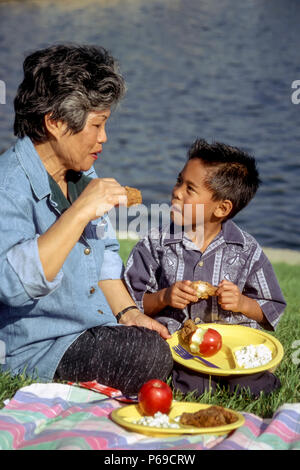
[44,113,67,139]
[214,200,233,219]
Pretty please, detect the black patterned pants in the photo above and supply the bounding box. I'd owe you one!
[54,325,173,395]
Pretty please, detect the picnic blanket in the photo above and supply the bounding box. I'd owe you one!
[0,383,299,450]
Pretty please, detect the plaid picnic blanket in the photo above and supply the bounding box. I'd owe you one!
[0,383,299,450]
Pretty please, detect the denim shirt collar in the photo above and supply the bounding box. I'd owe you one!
[14,137,94,206]
[14,137,51,200]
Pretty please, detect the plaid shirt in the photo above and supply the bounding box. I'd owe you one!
[124,220,286,334]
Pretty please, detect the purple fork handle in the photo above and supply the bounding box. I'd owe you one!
[173,345,220,369]
[191,353,220,369]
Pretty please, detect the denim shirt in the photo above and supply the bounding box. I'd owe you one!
[0,137,123,381]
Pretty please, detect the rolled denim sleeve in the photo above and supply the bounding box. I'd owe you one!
[99,215,124,280]
[0,189,63,306]
[84,168,124,280]
[7,234,63,300]
[100,250,124,280]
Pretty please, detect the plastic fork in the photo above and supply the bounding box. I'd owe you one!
[172,344,220,369]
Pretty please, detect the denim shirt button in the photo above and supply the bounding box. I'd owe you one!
[84,247,91,255]
[89,287,95,294]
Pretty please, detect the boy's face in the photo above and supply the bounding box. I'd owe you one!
[171,159,222,229]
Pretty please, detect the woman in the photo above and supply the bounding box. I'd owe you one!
[0,44,172,394]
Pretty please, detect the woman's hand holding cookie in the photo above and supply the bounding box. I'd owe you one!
[72,178,127,223]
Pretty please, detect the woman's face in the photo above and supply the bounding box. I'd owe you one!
[52,109,111,172]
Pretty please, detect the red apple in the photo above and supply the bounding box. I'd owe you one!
[190,328,222,357]
[138,379,173,416]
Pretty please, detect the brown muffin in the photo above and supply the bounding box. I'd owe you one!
[124,186,142,207]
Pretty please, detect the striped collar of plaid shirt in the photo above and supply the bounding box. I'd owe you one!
[124,220,286,334]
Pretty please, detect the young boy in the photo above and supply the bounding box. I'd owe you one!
[124,139,286,397]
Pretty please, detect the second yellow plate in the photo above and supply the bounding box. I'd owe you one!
[167,323,284,376]
[111,401,245,436]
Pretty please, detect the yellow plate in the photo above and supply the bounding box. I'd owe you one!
[167,323,284,376]
[111,401,245,436]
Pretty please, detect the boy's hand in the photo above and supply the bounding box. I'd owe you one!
[216,279,244,313]
[163,280,199,310]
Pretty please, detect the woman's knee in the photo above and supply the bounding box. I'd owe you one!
[140,328,174,381]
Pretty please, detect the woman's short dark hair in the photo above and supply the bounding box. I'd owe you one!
[188,138,261,219]
[14,44,126,142]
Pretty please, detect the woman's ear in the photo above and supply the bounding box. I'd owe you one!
[214,200,233,219]
[44,113,67,139]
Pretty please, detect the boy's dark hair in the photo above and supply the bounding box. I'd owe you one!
[14,44,125,143]
[188,138,261,219]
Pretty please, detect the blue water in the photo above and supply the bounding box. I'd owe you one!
[0,0,300,249]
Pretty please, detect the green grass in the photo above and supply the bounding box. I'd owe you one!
[1,239,299,418]
[0,370,37,409]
